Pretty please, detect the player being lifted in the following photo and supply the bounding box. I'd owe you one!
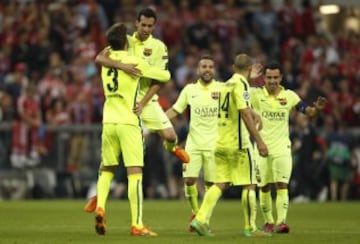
[84,8,189,212]
[94,22,170,236]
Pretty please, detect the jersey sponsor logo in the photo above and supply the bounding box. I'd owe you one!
[194,106,219,117]
[278,98,287,105]
[211,92,220,100]
[143,48,152,56]
[261,111,286,121]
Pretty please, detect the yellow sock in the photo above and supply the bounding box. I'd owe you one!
[128,173,143,228]
[96,171,114,211]
[276,189,289,225]
[259,190,274,224]
[163,139,177,152]
[196,185,222,223]
[184,184,199,214]
[241,189,257,231]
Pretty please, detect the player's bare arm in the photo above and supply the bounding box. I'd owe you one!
[133,82,162,116]
[165,107,180,120]
[304,96,327,118]
[240,108,268,157]
[251,109,263,131]
[95,47,142,77]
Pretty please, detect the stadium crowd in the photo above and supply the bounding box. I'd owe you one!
[0,0,359,201]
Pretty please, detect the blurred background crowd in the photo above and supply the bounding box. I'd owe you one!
[0,0,359,202]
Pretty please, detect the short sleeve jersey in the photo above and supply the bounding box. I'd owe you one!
[250,86,301,155]
[172,80,222,151]
[217,73,252,150]
[101,50,170,125]
[127,33,169,100]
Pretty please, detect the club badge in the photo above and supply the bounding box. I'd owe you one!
[278,98,287,105]
[211,92,220,100]
[143,48,152,56]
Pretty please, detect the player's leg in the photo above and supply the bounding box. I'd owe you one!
[234,148,271,237]
[273,154,292,233]
[94,124,119,235]
[183,151,202,215]
[120,124,157,236]
[191,149,230,236]
[258,155,275,231]
[202,150,216,224]
[160,127,189,163]
[141,102,189,163]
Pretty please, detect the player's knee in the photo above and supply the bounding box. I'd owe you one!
[184,178,197,185]
[160,128,177,142]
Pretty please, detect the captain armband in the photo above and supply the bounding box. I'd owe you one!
[295,101,309,114]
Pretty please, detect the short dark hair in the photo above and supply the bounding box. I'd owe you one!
[106,23,127,50]
[137,8,157,22]
[199,54,214,63]
[263,62,283,74]
[234,54,252,71]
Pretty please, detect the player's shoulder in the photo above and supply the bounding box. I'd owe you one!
[282,88,298,97]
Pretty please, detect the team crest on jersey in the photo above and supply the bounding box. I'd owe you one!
[143,48,152,56]
[278,98,287,105]
[243,91,250,100]
[211,92,220,100]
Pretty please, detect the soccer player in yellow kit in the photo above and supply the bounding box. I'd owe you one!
[94,8,189,162]
[94,23,170,236]
[190,54,270,237]
[165,55,221,229]
[84,7,189,213]
[250,62,326,233]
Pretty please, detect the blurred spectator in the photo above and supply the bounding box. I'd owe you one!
[3,62,29,102]
[291,113,326,202]
[66,92,92,173]
[251,0,278,59]
[323,118,355,201]
[10,84,43,169]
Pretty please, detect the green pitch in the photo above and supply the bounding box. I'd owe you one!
[0,200,359,244]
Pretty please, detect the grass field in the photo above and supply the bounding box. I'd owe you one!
[0,199,359,244]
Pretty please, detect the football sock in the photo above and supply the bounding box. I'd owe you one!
[196,185,222,223]
[96,171,114,211]
[163,139,177,152]
[184,184,199,214]
[276,189,289,224]
[128,173,143,228]
[241,189,257,231]
[259,190,274,224]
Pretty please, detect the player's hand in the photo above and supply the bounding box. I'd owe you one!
[250,62,263,80]
[257,141,268,157]
[133,102,144,116]
[119,63,142,77]
[314,96,327,111]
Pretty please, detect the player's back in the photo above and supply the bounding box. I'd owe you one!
[101,50,141,125]
[217,75,251,151]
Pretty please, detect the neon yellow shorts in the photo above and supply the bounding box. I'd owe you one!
[182,150,215,182]
[101,123,144,167]
[140,100,173,131]
[215,147,257,186]
[257,151,293,187]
